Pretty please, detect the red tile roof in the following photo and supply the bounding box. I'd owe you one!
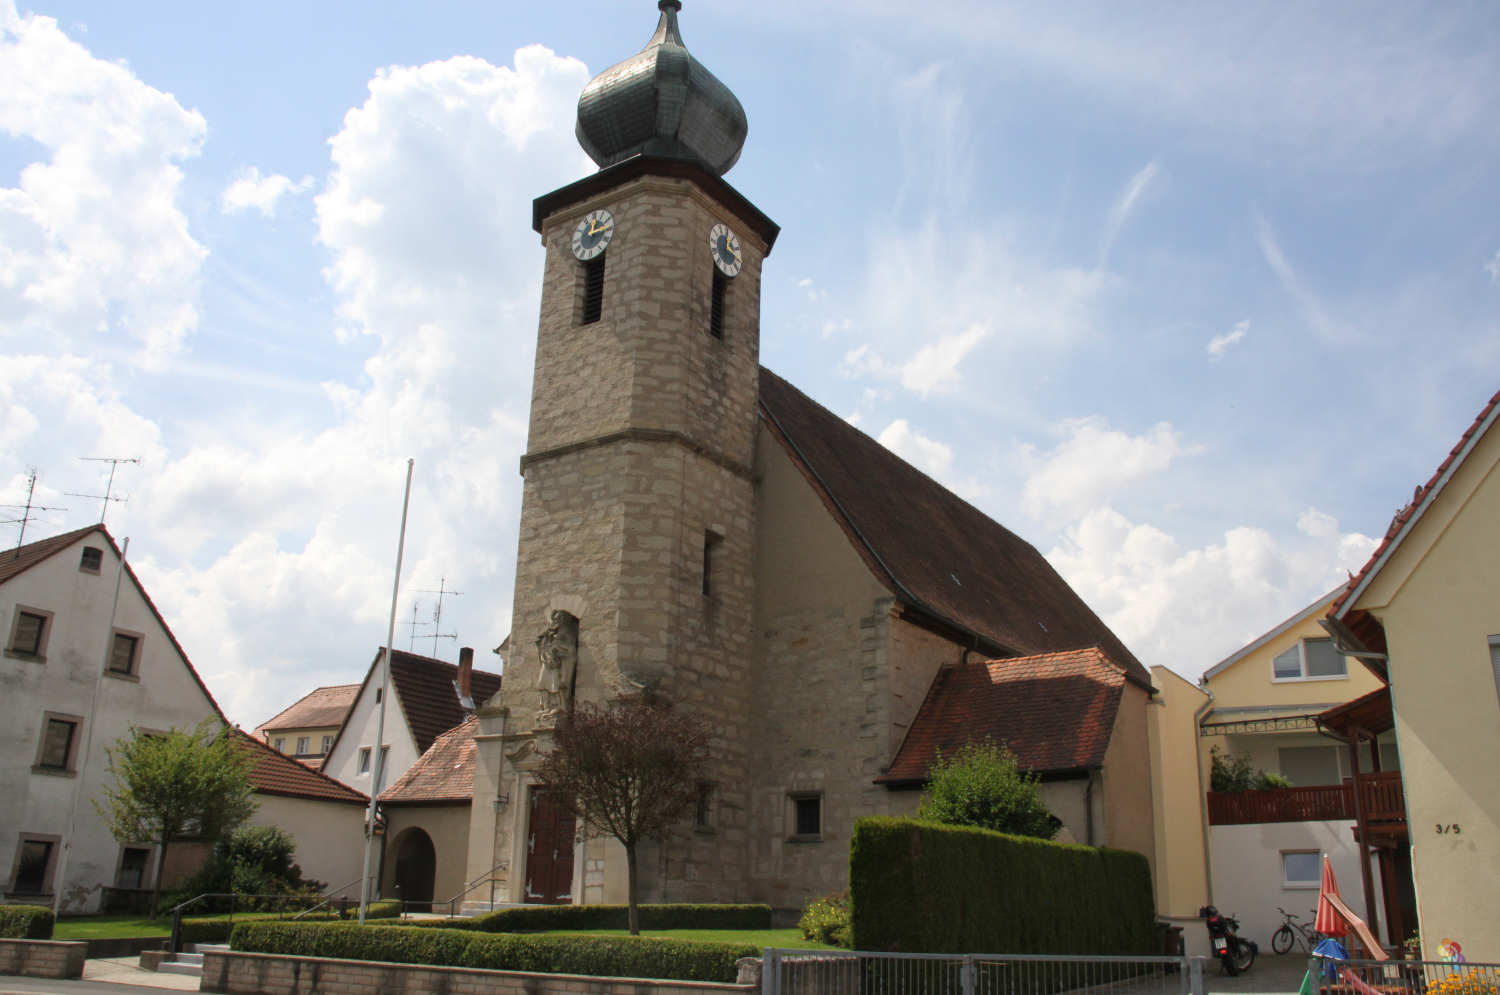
[256,684,360,735]
[0,524,227,722]
[1330,387,1500,620]
[388,650,501,755]
[234,730,369,805]
[878,648,1129,785]
[380,717,476,805]
[758,369,1151,690]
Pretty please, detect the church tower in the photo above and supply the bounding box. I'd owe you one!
[470,1,778,905]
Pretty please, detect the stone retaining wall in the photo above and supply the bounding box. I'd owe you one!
[0,938,87,979]
[201,949,760,995]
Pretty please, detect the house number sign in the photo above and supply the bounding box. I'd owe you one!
[1435,824,1462,834]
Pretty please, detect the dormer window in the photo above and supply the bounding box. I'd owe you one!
[1271,637,1347,681]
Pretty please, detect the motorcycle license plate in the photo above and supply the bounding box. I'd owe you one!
[1213,939,1228,953]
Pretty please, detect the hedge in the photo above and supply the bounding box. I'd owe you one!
[402,903,771,933]
[177,900,399,945]
[0,905,54,939]
[850,817,1155,955]
[229,922,757,983]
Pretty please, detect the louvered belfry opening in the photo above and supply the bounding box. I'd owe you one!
[580,255,605,324]
[709,268,726,338]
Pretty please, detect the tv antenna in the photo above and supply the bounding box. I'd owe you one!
[413,578,462,659]
[3,469,68,553]
[67,456,139,524]
[401,600,432,651]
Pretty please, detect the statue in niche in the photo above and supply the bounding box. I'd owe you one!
[535,610,579,725]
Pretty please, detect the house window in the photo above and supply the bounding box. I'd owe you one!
[321,735,333,754]
[702,530,723,597]
[695,781,714,831]
[1272,638,1347,681]
[788,792,823,841]
[1281,850,1321,888]
[580,255,606,325]
[295,736,309,755]
[274,737,286,753]
[107,631,141,677]
[10,838,57,896]
[709,269,726,338]
[375,687,382,703]
[117,847,152,890]
[80,546,103,573]
[358,747,371,773]
[34,714,81,774]
[6,606,51,661]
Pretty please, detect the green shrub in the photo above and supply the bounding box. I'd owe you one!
[849,817,1155,955]
[0,905,54,939]
[798,890,852,948]
[229,922,757,983]
[404,903,771,933]
[916,740,1056,838]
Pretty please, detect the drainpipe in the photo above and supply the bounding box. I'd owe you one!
[1084,769,1097,845]
[1193,689,1216,904]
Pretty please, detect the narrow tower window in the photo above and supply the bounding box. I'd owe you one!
[708,269,726,338]
[580,256,606,325]
[702,530,723,596]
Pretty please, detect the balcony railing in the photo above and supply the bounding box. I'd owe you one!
[1207,774,1406,827]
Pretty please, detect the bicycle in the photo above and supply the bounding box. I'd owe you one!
[1271,907,1321,954]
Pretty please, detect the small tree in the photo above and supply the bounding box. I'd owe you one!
[96,721,257,913]
[535,695,711,935]
[916,739,1056,839]
[1209,745,1293,792]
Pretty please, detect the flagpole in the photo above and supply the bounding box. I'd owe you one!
[359,459,414,923]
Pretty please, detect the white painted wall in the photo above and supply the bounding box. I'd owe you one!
[0,531,220,912]
[1209,820,1382,951]
[321,668,419,796]
[250,795,369,896]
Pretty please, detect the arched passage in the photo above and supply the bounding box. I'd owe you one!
[392,827,436,910]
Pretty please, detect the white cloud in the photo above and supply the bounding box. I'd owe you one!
[1021,417,1185,522]
[878,418,953,479]
[1255,213,1349,344]
[899,323,990,397]
[221,167,314,217]
[1099,160,1159,267]
[1207,319,1249,358]
[1046,505,1377,678]
[1485,249,1500,283]
[0,3,206,363]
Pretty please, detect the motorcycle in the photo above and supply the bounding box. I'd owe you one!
[1199,905,1257,976]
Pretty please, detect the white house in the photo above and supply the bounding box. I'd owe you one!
[0,525,222,913]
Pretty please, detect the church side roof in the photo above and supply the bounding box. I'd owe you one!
[877,648,1128,786]
[757,367,1151,689]
[234,729,369,805]
[255,684,360,735]
[380,716,476,805]
[388,651,501,755]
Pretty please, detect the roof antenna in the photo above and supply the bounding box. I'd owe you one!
[401,599,432,651]
[413,578,462,659]
[68,456,139,524]
[2,469,69,553]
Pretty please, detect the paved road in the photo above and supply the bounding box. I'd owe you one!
[1205,953,1314,993]
[0,955,197,995]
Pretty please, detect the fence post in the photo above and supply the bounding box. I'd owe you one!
[170,908,182,955]
[1188,956,1206,995]
[762,948,779,995]
[962,954,976,995]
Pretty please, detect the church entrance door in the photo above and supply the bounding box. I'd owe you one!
[392,827,435,912]
[524,789,575,904]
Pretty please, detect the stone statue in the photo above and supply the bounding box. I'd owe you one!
[535,610,579,725]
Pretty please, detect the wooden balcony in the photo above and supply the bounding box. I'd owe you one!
[1207,773,1406,829]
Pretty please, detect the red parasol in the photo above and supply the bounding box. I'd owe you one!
[1315,854,1348,938]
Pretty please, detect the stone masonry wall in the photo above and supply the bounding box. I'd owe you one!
[0,938,86,979]
[201,950,757,995]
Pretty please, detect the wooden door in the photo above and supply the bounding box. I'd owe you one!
[524,789,575,904]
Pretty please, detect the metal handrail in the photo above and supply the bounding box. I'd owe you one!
[291,875,370,920]
[166,888,361,954]
[437,860,509,917]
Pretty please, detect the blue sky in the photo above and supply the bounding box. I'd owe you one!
[3,0,1498,727]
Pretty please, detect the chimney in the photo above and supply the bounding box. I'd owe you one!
[457,646,474,702]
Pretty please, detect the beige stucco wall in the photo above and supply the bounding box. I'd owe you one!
[382,804,472,908]
[1101,682,1156,874]
[1147,667,1211,922]
[323,675,419,797]
[263,725,341,758]
[1351,421,1500,959]
[251,795,368,895]
[0,533,220,912]
[1204,609,1379,712]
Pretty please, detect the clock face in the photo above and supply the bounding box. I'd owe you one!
[571,209,615,261]
[708,223,742,277]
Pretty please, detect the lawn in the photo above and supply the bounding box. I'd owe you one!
[552,927,837,951]
[54,910,322,940]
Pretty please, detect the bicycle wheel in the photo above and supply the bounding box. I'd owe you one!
[1272,925,1295,955]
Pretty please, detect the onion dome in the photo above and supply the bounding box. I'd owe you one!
[575,1,748,177]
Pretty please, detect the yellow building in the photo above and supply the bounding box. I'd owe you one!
[1325,387,1500,961]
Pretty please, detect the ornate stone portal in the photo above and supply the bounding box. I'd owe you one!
[534,609,579,726]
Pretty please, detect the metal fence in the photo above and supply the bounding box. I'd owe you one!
[1306,957,1500,995]
[762,950,1205,995]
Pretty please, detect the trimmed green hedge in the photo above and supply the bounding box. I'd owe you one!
[176,901,398,945]
[850,817,1155,955]
[402,903,771,933]
[0,905,54,939]
[229,922,757,983]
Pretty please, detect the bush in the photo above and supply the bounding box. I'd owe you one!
[916,740,1056,839]
[798,891,852,948]
[229,922,758,983]
[1209,746,1291,792]
[163,825,325,913]
[849,817,1155,955]
[403,903,771,933]
[0,905,54,939]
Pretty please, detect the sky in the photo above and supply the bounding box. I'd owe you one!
[3,0,1498,729]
